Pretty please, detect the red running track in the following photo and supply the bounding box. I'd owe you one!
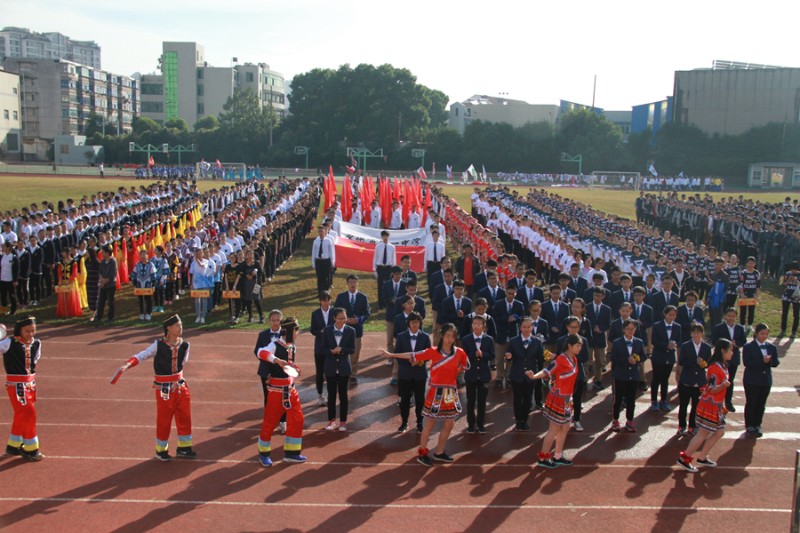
[0,325,797,532]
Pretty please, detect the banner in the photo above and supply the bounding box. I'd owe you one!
[334,237,426,273]
[338,221,428,246]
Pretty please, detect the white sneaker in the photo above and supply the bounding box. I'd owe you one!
[279,421,287,434]
[145,314,151,321]
[194,316,200,323]
[573,421,584,432]
[338,423,347,432]
[325,420,337,431]
[174,294,180,301]
[200,317,205,324]
[139,314,145,321]
[318,394,327,406]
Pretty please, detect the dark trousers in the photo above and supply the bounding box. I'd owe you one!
[16,278,29,306]
[137,295,152,315]
[781,300,800,332]
[242,299,263,320]
[376,265,391,307]
[43,265,54,297]
[740,304,756,326]
[511,380,534,422]
[613,380,637,421]
[651,362,674,403]
[744,383,771,428]
[533,380,543,407]
[398,378,426,424]
[0,281,17,314]
[326,373,349,422]
[315,259,332,294]
[465,380,489,428]
[725,364,738,407]
[572,379,585,422]
[95,285,116,321]
[678,383,701,429]
[425,262,438,292]
[30,273,42,302]
[314,352,325,395]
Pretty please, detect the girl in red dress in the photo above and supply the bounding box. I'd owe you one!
[56,250,82,318]
[677,338,733,472]
[382,323,469,466]
[528,333,582,468]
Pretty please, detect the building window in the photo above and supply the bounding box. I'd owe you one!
[6,133,19,152]
[141,102,163,113]
[246,72,254,83]
[197,69,203,79]
[12,87,18,95]
[3,110,7,119]
[12,111,18,120]
[197,84,204,96]
[60,144,69,154]
[197,103,204,115]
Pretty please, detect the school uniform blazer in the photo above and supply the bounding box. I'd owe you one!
[459,312,497,339]
[676,305,705,343]
[585,303,612,348]
[461,334,495,383]
[632,302,654,337]
[742,340,780,386]
[529,317,550,341]
[610,336,647,381]
[412,295,427,320]
[439,296,472,328]
[556,334,589,381]
[253,329,283,378]
[518,285,545,310]
[559,287,577,305]
[678,340,712,387]
[650,290,679,321]
[309,307,332,354]
[381,279,407,321]
[393,312,412,338]
[711,322,747,366]
[607,317,641,346]
[568,276,589,296]
[492,299,526,343]
[650,321,682,365]
[478,286,506,308]
[333,291,371,337]
[507,335,544,383]
[321,324,356,377]
[609,289,636,318]
[583,286,610,305]
[431,283,452,313]
[395,329,431,381]
[430,270,448,293]
[472,271,489,295]
[540,300,569,344]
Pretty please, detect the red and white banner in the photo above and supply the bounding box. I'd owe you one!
[334,237,426,273]
[338,221,428,246]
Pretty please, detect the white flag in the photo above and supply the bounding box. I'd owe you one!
[648,163,658,177]
[467,164,477,180]
[481,165,487,182]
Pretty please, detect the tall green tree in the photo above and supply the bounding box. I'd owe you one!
[556,109,628,172]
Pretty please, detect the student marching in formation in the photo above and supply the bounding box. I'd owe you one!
[114,314,196,461]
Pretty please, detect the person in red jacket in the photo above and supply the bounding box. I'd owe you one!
[677,338,733,472]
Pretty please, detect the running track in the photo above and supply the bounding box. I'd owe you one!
[0,325,797,532]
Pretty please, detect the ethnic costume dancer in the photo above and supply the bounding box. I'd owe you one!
[254,316,307,467]
[382,323,469,466]
[677,339,734,472]
[529,333,584,468]
[113,314,197,461]
[0,317,44,461]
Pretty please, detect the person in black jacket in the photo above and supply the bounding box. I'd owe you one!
[505,317,544,430]
[677,323,712,435]
[253,310,285,406]
[454,244,481,297]
[492,285,525,389]
[742,323,780,437]
[711,308,747,412]
[461,316,495,433]
[309,291,333,406]
[14,240,31,309]
[321,308,356,431]
[439,280,472,335]
[649,306,681,411]
[609,319,647,432]
[557,316,590,432]
[28,236,44,306]
[394,313,431,433]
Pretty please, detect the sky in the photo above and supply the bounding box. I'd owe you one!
[4,0,798,110]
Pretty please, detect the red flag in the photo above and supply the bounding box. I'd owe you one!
[215,159,222,169]
[381,178,392,227]
[422,183,432,226]
[148,156,155,167]
[324,166,336,211]
[402,180,411,225]
[417,167,428,180]
[342,174,353,222]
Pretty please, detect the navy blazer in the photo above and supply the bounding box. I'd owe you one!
[556,333,589,381]
[610,336,647,381]
[608,317,641,347]
[381,279,407,321]
[711,322,747,366]
[472,271,489,295]
[431,283,453,313]
[333,291,371,337]
[631,302,654,339]
[506,276,528,291]
[393,312,412,338]
[412,295,427,319]
[507,335,544,383]
[517,285,545,311]
[568,276,589,296]
[583,286,610,305]
[559,287,577,305]
[678,340,712,386]
[321,324,356,376]
[676,305,705,343]
[609,289,636,319]
[395,329,431,381]
[540,300,569,344]
[529,316,550,342]
[459,312,497,339]
[650,320,682,365]
[478,285,505,308]
[309,307,333,355]
[650,290,679,321]
[742,340,780,386]
[491,298,526,343]
[461,333,495,383]
[586,302,612,348]
[439,295,472,329]
[253,328,283,378]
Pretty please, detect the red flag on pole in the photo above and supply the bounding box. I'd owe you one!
[149,156,155,167]
[402,179,411,225]
[342,174,353,222]
[324,165,336,211]
[422,183,432,226]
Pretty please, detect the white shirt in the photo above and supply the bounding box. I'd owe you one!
[369,207,382,228]
[407,212,421,229]
[389,209,403,229]
[312,236,335,267]
[373,241,396,270]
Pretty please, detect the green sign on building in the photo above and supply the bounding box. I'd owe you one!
[163,51,178,121]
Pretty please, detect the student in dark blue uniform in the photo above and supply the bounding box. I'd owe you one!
[677,323,712,436]
[711,307,747,412]
[742,323,780,437]
[394,312,431,433]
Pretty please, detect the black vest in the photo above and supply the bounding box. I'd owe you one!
[269,341,295,379]
[3,338,41,375]
[153,339,190,376]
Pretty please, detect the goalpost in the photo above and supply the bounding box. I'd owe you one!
[590,171,641,189]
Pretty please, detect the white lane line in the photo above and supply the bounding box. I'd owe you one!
[43,340,257,349]
[764,406,800,415]
[0,496,789,513]
[722,432,800,441]
[766,387,799,393]
[46,358,254,365]
[20,454,794,471]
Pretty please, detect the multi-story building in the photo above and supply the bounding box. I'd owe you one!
[3,58,139,158]
[0,27,101,69]
[449,95,559,135]
[0,69,21,159]
[140,41,286,129]
[631,97,673,140]
[673,62,800,136]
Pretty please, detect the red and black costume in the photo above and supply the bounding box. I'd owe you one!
[1,332,42,459]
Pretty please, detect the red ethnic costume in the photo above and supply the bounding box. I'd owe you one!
[255,316,306,467]
[120,315,195,460]
[696,362,730,432]
[411,346,469,419]
[1,318,43,461]
[542,353,579,425]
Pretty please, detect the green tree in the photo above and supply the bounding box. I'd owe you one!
[132,116,162,137]
[556,109,628,172]
[194,115,219,132]
[165,117,189,134]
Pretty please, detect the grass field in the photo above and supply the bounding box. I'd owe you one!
[0,174,793,334]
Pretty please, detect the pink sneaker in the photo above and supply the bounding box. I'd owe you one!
[611,420,621,432]
[325,420,337,431]
[625,421,636,433]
